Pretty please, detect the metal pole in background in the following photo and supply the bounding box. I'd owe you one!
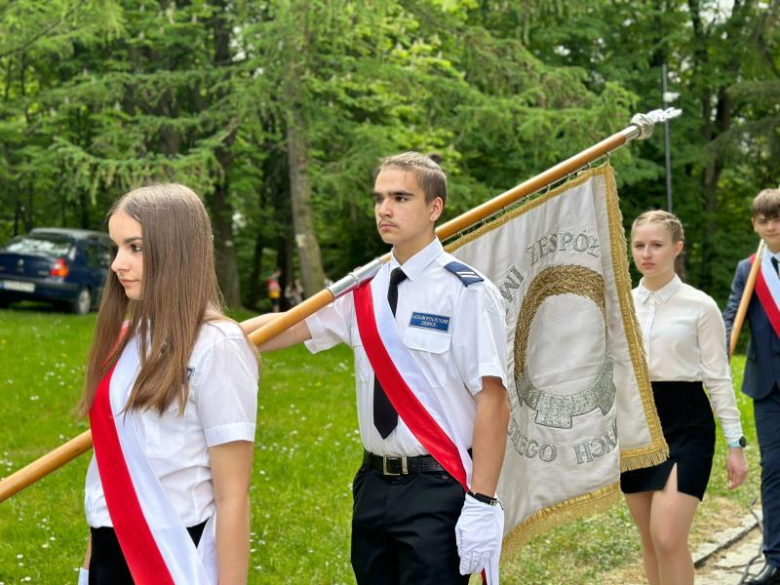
[662,62,673,212]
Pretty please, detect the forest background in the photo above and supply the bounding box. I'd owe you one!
[1,0,779,309]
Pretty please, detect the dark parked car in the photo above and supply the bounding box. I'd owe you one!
[0,228,112,315]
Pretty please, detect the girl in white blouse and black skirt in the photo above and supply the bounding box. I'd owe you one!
[621,210,749,585]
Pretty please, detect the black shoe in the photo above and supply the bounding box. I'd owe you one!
[745,564,780,585]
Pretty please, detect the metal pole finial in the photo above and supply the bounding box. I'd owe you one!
[628,108,683,141]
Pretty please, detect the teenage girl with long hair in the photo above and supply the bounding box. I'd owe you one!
[78,185,258,585]
[621,210,748,585]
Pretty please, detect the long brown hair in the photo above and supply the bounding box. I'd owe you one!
[80,184,224,416]
[631,210,686,279]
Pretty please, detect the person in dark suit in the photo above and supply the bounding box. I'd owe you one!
[724,188,780,585]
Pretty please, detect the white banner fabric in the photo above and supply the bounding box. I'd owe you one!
[447,163,668,551]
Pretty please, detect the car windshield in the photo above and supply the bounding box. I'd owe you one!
[4,235,73,258]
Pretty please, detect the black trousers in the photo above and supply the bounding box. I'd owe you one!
[88,520,207,584]
[755,387,780,568]
[351,466,470,585]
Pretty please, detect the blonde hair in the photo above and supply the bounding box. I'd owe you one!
[631,210,686,279]
[81,184,227,416]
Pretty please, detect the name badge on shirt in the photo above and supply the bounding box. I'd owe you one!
[409,312,451,332]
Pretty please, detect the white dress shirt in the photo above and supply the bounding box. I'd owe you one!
[305,238,508,457]
[85,320,259,528]
[633,275,743,442]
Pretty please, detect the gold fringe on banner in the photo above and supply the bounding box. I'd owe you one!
[602,165,668,472]
[501,482,622,557]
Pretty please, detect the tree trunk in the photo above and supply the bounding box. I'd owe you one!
[13,197,21,236]
[210,180,242,308]
[689,0,750,288]
[24,181,33,232]
[286,108,326,297]
[274,231,293,311]
[78,188,90,229]
[206,0,242,308]
[247,233,265,309]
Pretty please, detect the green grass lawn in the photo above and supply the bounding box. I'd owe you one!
[0,306,762,584]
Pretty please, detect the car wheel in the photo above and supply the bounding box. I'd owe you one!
[72,288,92,315]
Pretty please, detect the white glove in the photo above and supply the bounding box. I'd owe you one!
[454,493,504,576]
[78,568,89,585]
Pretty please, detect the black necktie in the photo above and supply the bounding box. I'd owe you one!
[772,257,779,276]
[373,267,407,438]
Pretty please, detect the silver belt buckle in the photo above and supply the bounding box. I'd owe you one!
[382,456,408,475]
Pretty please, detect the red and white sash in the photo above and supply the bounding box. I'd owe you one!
[353,277,499,584]
[89,336,217,584]
[751,252,780,338]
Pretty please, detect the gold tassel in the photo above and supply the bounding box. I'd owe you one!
[601,165,669,471]
[500,483,622,557]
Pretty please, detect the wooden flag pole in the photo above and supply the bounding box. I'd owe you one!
[729,240,765,359]
[0,108,681,504]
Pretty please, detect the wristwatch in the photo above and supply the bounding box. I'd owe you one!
[468,490,499,506]
[727,436,747,449]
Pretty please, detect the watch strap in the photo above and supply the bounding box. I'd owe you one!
[727,436,747,448]
[468,490,498,506]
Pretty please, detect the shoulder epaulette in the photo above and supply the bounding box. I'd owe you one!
[444,261,484,287]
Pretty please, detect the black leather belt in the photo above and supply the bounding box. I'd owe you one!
[363,450,446,476]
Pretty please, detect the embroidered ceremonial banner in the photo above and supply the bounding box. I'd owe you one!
[447,163,668,552]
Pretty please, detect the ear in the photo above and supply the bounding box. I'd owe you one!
[429,197,444,223]
[751,217,759,234]
[673,240,684,257]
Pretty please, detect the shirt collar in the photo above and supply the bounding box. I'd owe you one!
[388,238,443,281]
[636,274,681,304]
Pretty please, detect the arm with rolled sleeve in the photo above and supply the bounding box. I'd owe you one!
[195,332,259,584]
[452,282,509,577]
[451,283,509,494]
[241,296,352,354]
[451,283,508,396]
[240,313,312,351]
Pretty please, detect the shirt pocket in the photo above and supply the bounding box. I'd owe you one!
[142,403,186,459]
[352,342,373,382]
[404,327,451,361]
[402,328,452,385]
[402,327,451,354]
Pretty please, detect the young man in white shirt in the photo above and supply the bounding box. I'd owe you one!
[245,152,510,583]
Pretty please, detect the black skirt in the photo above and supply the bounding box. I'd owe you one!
[621,381,716,501]
[89,520,207,584]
